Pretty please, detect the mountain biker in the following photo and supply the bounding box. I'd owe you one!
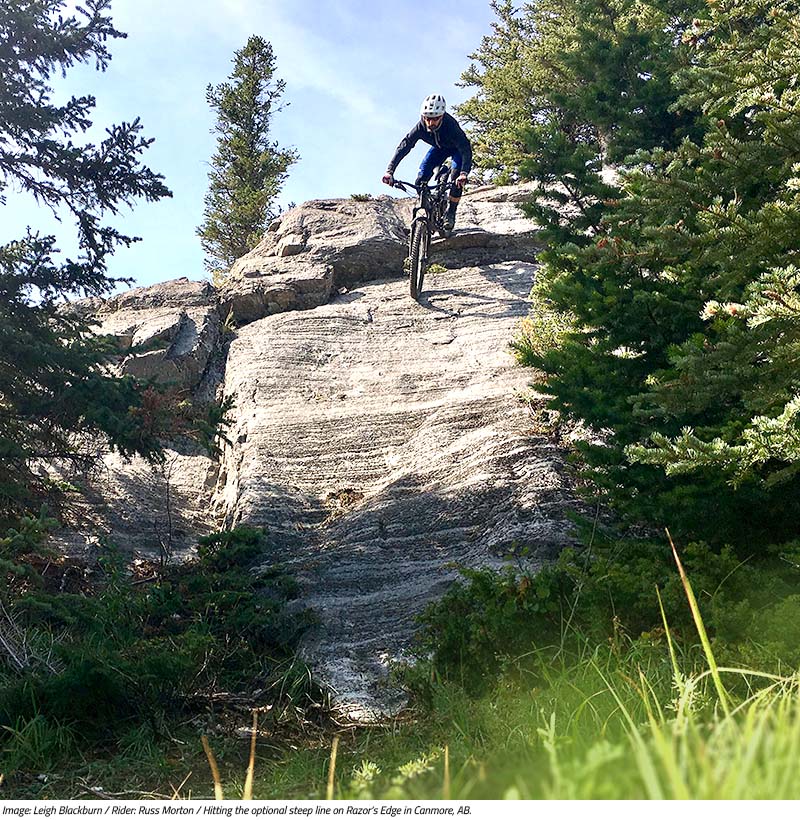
[382,93,472,232]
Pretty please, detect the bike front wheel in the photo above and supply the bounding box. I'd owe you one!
[409,218,429,300]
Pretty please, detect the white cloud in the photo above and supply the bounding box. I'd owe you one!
[111,0,395,128]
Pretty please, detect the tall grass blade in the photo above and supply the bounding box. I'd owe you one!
[776,678,800,798]
[638,669,689,799]
[666,528,730,716]
[201,735,224,800]
[655,585,681,686]
[327,734,340,800]
[443,744,450,800]
[242,710,258,800]
[592,663,665,799]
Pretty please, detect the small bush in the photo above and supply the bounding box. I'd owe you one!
[0,523,316,770]
[510,280,577,367]
[412,530,800,694]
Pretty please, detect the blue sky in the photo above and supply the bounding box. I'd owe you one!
[4,0,498,289]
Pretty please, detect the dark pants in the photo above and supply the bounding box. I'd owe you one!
[418,146,463,204]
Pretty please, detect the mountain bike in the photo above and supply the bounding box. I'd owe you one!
[393,163,453,300]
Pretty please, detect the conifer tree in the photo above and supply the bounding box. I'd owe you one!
[525,0,800,545]
[198,36,298,282]
[459,0,703,204]
[624,0,800,496]
[0,0,173,520]
[456,0,537,183]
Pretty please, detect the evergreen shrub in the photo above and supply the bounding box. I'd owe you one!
[0,523,315,764]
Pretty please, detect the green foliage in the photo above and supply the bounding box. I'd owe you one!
[481,0,800,545]
[0,508,58,561]
[456,1,539,182]
[0,0,174,521]
[627,263,800,487]
[412,529,800,694]
[458,0,702,186]
[510,278,577,366]
[259,630,800,799]
[1,715,77,775]
[0,524,315,772]
[198,36,298,282]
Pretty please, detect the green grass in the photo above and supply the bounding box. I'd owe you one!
[242,538,800,800]
[5,518,800,799]
[12,635,800,799]
[239,640,800,800]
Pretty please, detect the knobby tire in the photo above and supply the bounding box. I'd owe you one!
[410,219,429,300]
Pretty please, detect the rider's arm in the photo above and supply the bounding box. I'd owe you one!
[386,122,424,174]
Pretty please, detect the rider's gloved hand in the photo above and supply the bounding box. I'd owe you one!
[456,173,468,189]
[382,171,394,186]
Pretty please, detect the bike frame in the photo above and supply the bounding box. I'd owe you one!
[392,162,451,237]
[392,163,452,299]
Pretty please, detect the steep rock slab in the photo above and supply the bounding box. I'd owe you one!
[51,447,220,559]
[215,260,581,719]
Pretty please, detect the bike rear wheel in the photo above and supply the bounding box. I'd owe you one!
[409,218,429,300]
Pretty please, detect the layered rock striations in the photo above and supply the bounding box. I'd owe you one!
[61,184,582,717]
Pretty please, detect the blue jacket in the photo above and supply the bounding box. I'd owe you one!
[387,113,473,175]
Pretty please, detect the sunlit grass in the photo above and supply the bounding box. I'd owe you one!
[7,535,800,800]
[247,539,800,800]
[275,647,800,800]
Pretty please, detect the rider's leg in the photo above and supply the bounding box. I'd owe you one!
[417,146,449,187]
[444,151,464,231]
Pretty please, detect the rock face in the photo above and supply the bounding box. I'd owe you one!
[93,277,221,392]
[52,278,223,558]
[63,183,582,719]
[216,262,579,719]
[219,197,409,324]
[219,185,541,325]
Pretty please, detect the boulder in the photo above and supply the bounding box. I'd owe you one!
[50,279,224,558]
[220,197,410,323]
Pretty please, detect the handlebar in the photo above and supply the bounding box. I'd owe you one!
[391,171,466,195]
[392,180,432,194]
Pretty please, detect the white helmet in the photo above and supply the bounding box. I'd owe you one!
[420,93,446,118]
